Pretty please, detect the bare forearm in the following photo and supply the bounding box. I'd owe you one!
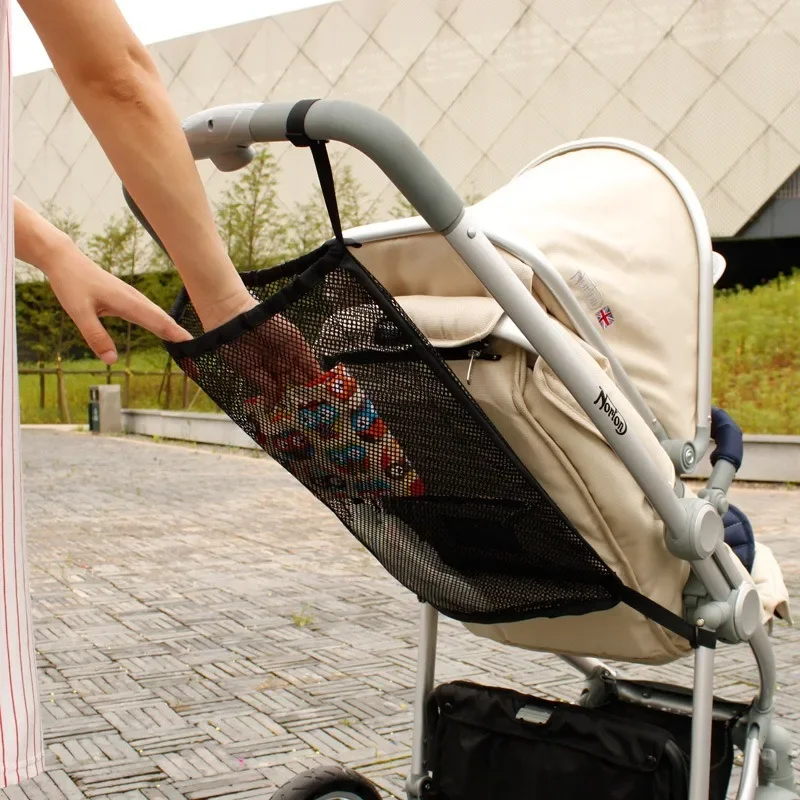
[18,0,250,328]
[14,197,72,274]
[68,64,244,311]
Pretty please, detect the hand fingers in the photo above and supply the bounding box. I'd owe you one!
[107,287,192,343]
[218,315,321,410]
[242,381,283,421]
[72,311,117,365]
[221,337,286,408]
[257,316,320,383]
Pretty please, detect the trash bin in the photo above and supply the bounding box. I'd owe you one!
[87,385,122,434]
[88,386,100,432]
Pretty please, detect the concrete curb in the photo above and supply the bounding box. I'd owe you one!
[21,424,84,431]
[694,435,800,484]
[122,409,259,450]
[117,409,800,484]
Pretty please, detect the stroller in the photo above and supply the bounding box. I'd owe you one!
[125,99,795,800]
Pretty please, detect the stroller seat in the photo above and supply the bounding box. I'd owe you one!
[346,142,792,665]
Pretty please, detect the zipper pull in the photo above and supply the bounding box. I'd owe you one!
[466,349,479,384]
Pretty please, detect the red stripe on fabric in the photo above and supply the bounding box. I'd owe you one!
[12,369,34,775]
[6,7,36,770]
[10,236,29,781]
[2,171,20,789]
[0,7,19,783]
[11,269,36,774]
[0,180,8,790]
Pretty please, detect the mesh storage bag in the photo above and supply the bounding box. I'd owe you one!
[165,240,621,624]
[159,121,712,644]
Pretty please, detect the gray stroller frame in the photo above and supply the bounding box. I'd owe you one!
[163,100,794,800]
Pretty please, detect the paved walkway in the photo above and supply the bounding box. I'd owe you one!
[4,429,800,799]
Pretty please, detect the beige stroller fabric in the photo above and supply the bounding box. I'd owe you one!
[473,146,700,445]
[350,143,790,665]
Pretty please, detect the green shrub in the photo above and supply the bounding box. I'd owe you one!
[712,269,799,434]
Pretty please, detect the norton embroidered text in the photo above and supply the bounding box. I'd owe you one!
[594,388,627,435]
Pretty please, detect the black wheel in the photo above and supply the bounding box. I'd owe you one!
[271,765,382,800]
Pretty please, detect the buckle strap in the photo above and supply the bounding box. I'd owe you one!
[620,585,717,650]
[286,99,344,246]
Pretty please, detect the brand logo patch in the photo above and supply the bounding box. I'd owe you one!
[569,270,604,310]
[594,387,627,435]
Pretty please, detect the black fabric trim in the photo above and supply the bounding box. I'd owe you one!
[286,98,344,245]
[620,585,717,650]
[163,243,345,360]
[286,98,323,147]
[424,597,620,627]
[309,143,344,244]
[166,242,334,332]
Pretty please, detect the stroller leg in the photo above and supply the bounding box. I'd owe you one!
[737,719,798,800]
[689,643,715,800]
[560,655,617,707]
[405,603,438,800]
[560,654,614,678]
[744,625,797,798]
[759,722,797,794]
[737,729,762,800]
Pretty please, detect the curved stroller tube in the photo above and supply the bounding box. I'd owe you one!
[124,100,792,800]
[700,407,746,518]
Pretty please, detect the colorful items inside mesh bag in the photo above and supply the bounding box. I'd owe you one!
[245,364,424,502]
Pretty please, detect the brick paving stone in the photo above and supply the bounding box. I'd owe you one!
[2,430,798,799]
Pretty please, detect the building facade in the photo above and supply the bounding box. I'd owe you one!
[11,0,800,277]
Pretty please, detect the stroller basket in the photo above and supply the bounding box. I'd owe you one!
[165,241,623,625]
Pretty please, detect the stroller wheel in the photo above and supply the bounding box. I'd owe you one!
[271,765,382,800]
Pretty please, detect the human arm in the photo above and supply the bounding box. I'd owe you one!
[17,0,253,331]
[14,197,190,364]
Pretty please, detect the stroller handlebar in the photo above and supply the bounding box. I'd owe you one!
[180,102,261,168]
[180,100,465,234]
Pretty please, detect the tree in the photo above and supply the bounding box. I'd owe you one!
[464,190,485,206]
[14,282,67,362]
[41,200,83,243]
[147,238,175,273]
[289,163,371,256]
[215,147,288,270]
[86,210,145,278]
[389,193,416,219]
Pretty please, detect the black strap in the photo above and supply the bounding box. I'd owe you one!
[620,585,717,650]
[286,99,344,246]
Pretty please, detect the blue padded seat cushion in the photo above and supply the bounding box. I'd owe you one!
[722,504,755,574]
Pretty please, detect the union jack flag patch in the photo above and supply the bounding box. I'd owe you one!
[596,306,615,329]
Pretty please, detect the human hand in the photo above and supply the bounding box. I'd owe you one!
[46,242,191,365]
[14,196,191,364]
[196,290,321,409]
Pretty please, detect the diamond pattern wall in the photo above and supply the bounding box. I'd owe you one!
[11,0,800,282]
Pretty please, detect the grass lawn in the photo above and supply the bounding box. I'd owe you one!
[18,270,799,434]
[18,348,217,425]
[712,270,798,435]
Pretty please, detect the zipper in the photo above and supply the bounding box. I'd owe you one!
[320,338,502,376]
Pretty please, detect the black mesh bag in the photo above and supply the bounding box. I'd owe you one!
[159,106,714,645]
[165,238,621,624]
